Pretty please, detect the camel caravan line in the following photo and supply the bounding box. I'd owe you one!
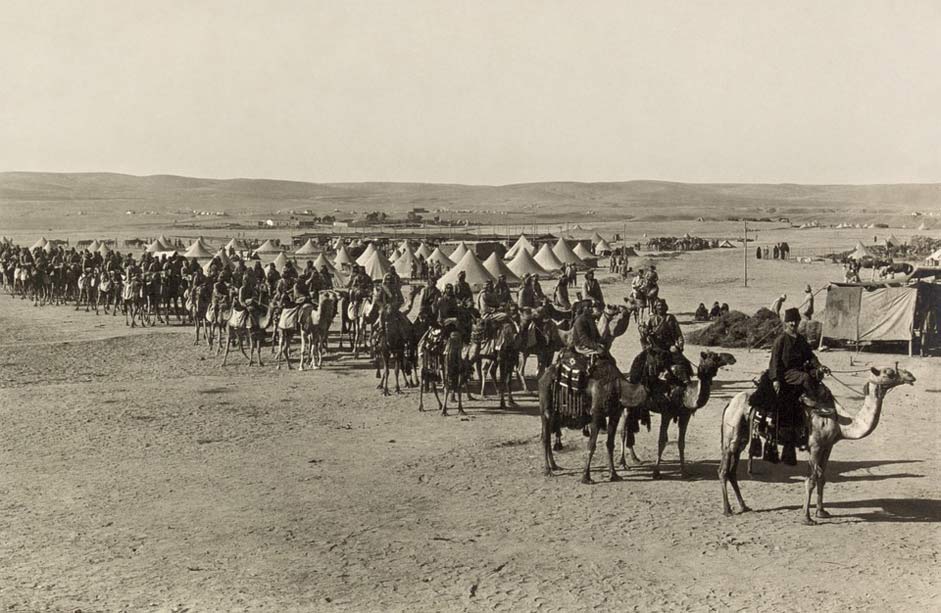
[0,236,920,523]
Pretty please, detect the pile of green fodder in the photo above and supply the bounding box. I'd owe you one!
[687,308,782,349]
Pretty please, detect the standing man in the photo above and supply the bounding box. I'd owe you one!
[800,285,814,320]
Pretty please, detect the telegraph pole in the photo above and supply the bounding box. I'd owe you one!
[743,219,748,287]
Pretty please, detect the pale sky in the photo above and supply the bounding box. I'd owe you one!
[1,1,939,185]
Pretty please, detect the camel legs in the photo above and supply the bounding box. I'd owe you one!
[276,330,292,370]
[581,420,599,484]
[617,409,643,468]
[541,413,560,475]
[719,419,751,516]
[652,414,671,480]
[605,412,623,482]
[251,328,265,367]
[676,413,691,478]
[803,445,832,524]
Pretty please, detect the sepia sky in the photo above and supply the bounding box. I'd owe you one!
[1,1,939,185]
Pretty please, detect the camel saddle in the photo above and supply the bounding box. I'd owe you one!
[748,371,836,452]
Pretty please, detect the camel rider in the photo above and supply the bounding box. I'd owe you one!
[495,274,511,306]
[210,277,228,319]
[581,269,604,306]
[319,265,333,290]
[237,273,261,325]
[631,266,647,300]
[306,267,323,302]
[532,275,546,301]
[645,265,660,301]
[282,261,298,285]
[553,272,572,309]
[437,283,463,338]
[419,275,441,318]
[629,298,690,388]
[477,279,502,316]
[380,272,404,311]
[769,307,830,465]
[265,262,280,293]
[292,278,310,305]
[518,274,538,309]
[454,271,473,305]
[348,265,372,302]
[571,299,607,359]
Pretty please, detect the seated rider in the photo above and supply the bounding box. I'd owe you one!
[769,307,830,463]
[628,297,691,388]
[494,274,511,306]
[570,299,607,360]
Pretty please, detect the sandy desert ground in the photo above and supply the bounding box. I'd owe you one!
[0,242,939,612]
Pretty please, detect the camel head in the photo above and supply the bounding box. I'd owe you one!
[867,366,916,393]
[696,350,737,379]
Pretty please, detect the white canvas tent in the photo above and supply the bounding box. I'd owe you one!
[30,237,48,251]
[86,239,101,253]
[97,242,112,255]
[436,251,495,291]
[552,238,585,267]
[334,244,355,268]
[506,247,550,278]
[415,242,433,259]
[294,239,319,255]
[848,241,873,261]
[482,252,521,285]
[355,243,378,266]
[225,238,249,252]
[392,248,420,279]
[534,243,564,271]
[146,237,171,253]
[272,252,290,272]
[254,239,282,255]
[594,238,613,255]
[361,249,393,280]
[505,234,536,259]
[426,247,455,270]
[448,241,470,262]
[572,242,596,262]
[313,252,336,273]
[183,239,214,259]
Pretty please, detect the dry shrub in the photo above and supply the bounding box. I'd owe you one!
[688,307,782,349]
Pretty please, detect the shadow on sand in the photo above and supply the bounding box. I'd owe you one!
[676,458,924,485]
[753,497,941,523]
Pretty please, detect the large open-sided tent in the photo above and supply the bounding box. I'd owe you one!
[482,252,521,285]
[506,247,550,279]
[505,234,536,259]
[436,251,495,291]
[534,243,564,271]
[820,281,941,354]
[926,247,941,265]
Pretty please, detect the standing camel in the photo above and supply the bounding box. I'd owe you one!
[300,291,338,370]
[123,276,146,327]
[617,351,737,479]
[718,366,915,524]
[222,301,270,367]
[373,286,421,394]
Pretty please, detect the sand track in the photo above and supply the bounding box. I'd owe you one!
[0,251,938,612]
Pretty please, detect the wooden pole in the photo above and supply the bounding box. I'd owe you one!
[743,219,748,287]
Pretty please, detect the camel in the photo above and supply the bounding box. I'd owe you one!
[617,351,737,479]
[300,291,338,370]
[96,270,117,314]
[123,277,146,327]
[536,306,638,483]
[222,301,270,367]
[718,366,916,524]
[373,286,421,394]
[477,317,521,409]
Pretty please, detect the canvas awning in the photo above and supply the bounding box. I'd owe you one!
[821,283,925,343]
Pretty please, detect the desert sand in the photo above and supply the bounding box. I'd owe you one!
[0,236,939,612]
